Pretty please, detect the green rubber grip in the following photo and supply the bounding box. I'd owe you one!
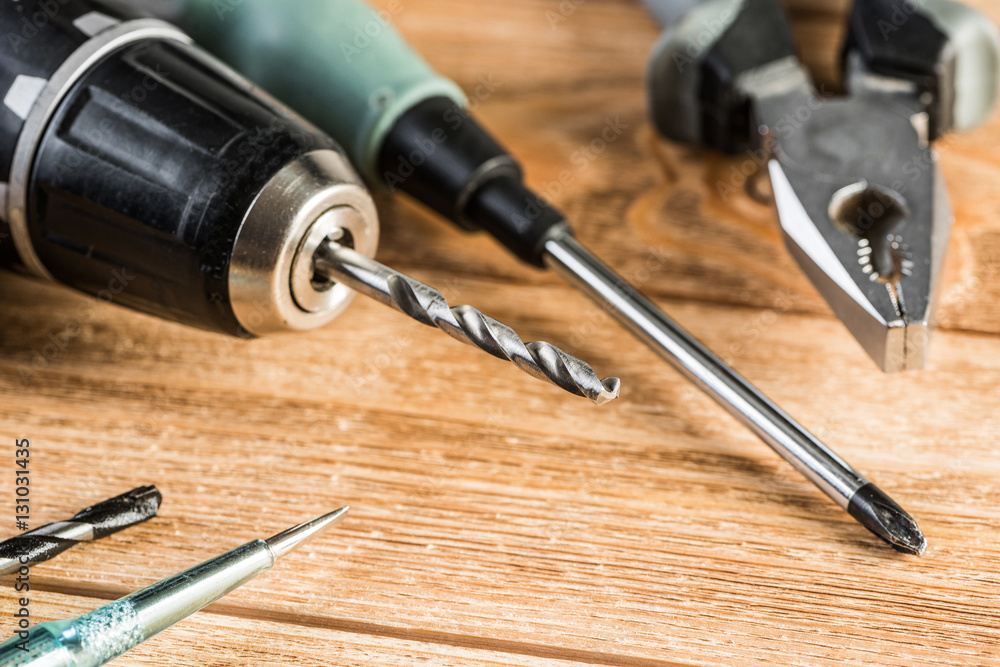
[174,0,466,183]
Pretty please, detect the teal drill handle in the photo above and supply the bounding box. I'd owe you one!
[175,0,466,183]
[163,0,566,267]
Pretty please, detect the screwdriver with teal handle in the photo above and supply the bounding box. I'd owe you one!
[139,0,927,554]
[0,508,348,667]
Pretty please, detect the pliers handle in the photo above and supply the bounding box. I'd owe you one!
[645,0,1000,152]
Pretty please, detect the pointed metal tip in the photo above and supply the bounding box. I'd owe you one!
[847,483,927,556]
[593,377,621,406]
[264,506,349,560]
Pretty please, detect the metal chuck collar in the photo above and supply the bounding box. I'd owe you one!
[230,150,378,335]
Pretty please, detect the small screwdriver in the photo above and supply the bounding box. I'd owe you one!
[0,0,616,403]
[156,0,927,553]
[0,507,348,666]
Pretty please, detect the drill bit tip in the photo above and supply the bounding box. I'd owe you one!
[595,376,621,406]
[0,485,163,575]
[847,483,927,556]
[265,506,350,560]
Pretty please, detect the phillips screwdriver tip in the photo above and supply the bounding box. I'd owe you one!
[847,484,927,556]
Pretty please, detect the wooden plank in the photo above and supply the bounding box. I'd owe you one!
[1,0,999,665]
[1,270,999,664]
[0,592,602,666]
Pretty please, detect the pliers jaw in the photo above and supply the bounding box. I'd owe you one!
[770,157,952,373]
[763,71,953,372]
[645,0,999,371]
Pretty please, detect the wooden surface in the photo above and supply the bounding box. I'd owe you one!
[3,0,1000,664]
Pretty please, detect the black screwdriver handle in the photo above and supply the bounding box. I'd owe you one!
[843,0,1000,140]
[644,0,799,153]
[377,96,565,267]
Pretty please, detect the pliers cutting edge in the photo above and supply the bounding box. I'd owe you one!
[645,0,1000,371]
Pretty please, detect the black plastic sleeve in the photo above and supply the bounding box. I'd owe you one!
[842,0,953,139]
[699,0,798,153]
[377,97,567,267]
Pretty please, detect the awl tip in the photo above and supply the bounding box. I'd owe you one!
[265,506,350,560]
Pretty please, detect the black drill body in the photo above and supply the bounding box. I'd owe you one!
[0,0,340,335]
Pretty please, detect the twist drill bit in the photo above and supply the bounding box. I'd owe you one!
[0,507,349,667]
[0,486,162,575]
[314,240,620,405]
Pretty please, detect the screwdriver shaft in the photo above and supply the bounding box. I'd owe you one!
[0,508,349,667]
[314,241,620,405]
[544,232,859,500]
[543,229,925,554]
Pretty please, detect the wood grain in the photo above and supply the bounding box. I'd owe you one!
[2,1,1000,665]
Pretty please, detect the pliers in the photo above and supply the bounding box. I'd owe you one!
[644,0,1000,372]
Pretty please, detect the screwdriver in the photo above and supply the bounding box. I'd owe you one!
[156,0,927,553]
[0,507,348,666]
[0,0,616,402]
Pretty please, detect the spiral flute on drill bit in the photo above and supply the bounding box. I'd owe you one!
[314,241,620,405]
[0,486,162,575]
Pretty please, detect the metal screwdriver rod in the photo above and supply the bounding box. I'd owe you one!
[314,240,621,406]
[0,508,349,667]
[544,228,926,555]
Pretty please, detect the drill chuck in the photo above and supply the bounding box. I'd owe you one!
[0,0,378,336]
